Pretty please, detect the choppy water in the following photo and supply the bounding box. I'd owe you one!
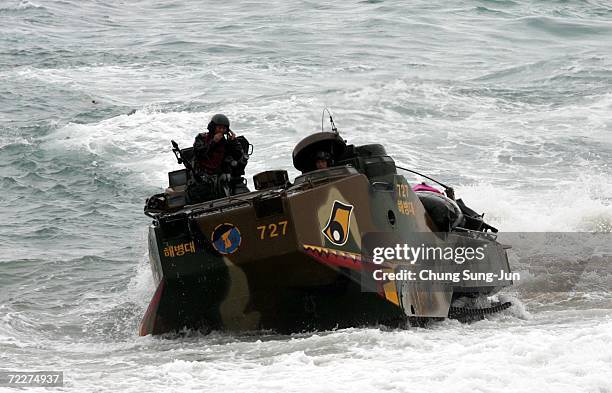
[1,0,611,391]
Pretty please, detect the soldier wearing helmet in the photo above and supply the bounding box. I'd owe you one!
[313,150,332,170]
[190,114,249,200]
[193,114,247,175]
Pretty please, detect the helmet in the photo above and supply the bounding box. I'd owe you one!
[207,113,231,132]
[313,151,331,161]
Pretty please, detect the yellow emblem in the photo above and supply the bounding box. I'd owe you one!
[211,223,242,255]
[322,200,354,246]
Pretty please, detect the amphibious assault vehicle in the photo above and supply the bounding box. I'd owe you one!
[140,130,512,335]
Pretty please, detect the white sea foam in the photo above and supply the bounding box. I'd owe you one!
[37,101,611,242]
[456,180,612,232]
[32,315,611,393]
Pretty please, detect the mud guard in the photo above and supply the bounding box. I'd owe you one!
[139,279,166,336]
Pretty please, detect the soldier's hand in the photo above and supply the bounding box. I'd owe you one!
[227,130,236,140]
[213,132,224,143]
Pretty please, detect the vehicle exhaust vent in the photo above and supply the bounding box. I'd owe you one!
[253,170,289,190]
[158,213,189,239]
[253,196,284,218]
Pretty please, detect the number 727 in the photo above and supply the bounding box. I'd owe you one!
[257,220,289,240]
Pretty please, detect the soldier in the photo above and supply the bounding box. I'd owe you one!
[313,150,332,170]
[193,114,244,175]
[190,114,248,201]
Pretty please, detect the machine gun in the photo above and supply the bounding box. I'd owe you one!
[171,140,202,183]
[220,135,252,197]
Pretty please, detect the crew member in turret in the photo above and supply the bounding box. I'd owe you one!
[313,150,332,170]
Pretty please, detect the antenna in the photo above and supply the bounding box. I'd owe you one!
[396,165,455,200]
[321,108,338,134]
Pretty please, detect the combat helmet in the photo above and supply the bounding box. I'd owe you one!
[207,114,231,133]
[313,150,332,162]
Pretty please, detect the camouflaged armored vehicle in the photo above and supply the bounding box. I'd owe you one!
[140,131,513,335]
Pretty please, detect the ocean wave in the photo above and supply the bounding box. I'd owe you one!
[0,0,45,11]
[514,15,612,37]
